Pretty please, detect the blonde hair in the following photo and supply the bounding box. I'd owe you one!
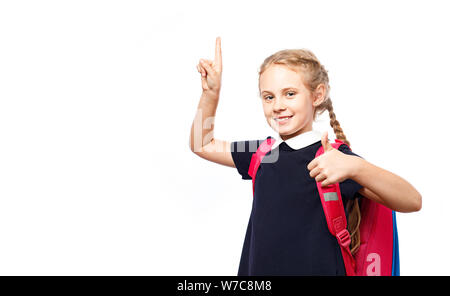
[258,49,361,254]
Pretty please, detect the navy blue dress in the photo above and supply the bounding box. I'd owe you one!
[230,137,364,276]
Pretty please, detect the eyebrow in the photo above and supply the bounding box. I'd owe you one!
[261,87,299,95]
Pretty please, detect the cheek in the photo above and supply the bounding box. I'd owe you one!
[291,98,313,115]
[262,104,272,118]
[262,105,276,127]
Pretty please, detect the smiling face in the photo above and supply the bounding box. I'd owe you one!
[259,64,324,141]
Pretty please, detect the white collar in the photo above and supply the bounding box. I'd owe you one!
[270,130,322,150]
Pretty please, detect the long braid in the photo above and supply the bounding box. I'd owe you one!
[326,100,350,147]
[347,198,362,254]
[326,99,361,254]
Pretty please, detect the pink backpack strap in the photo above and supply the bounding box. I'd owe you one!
[248,137,276,196]
[315,140,356,276]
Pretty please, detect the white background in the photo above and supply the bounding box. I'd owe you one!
[0,0,448,275]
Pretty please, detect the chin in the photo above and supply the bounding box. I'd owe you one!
[267,118,300,135]
[274,127,294,136]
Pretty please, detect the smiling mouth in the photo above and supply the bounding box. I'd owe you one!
[273,115,293,122]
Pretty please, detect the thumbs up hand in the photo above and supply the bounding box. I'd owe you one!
[307,131,357,187]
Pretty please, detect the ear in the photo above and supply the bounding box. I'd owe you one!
[312,83,327,107]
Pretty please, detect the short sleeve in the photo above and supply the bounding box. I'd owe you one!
[337,144,364,201]
[230,139,266,180]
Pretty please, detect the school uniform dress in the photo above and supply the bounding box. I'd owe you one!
[230,130,364,276]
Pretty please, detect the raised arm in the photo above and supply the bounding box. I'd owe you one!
[189,37,235,168]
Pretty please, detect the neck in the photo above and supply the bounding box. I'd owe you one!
[280,127,313,141]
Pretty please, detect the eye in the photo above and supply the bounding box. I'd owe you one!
[286,91,295,97]
[264,95,273,101]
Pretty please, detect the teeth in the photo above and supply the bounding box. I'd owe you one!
[274,116,291,122]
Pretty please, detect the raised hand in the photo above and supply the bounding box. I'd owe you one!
[307,131,357,187]
[196,37,223,94]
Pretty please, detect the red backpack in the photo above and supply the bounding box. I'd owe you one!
[247,137,400,276]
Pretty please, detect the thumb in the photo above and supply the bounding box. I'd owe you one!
[321,131,333,152]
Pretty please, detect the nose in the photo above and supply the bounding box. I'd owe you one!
[273,97,286,112]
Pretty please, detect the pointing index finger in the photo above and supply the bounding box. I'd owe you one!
[214,36,222,69]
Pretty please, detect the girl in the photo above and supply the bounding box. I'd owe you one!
[189,37,422,276]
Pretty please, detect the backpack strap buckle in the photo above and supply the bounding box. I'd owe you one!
[336,229,351,248]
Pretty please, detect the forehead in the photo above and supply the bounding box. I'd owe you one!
[259,64,307,93]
